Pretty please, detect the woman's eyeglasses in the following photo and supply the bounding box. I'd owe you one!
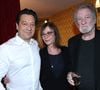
[42,31,54,37]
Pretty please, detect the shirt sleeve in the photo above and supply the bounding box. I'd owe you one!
[0,46,10,89]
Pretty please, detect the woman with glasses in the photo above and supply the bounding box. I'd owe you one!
[40,22,71,90]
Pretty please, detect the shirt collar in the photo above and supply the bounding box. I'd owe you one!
[15,33,35,45]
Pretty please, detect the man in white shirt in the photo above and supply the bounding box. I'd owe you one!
[0,8,42,90]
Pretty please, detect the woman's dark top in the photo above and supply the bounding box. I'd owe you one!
[40,46,71,90]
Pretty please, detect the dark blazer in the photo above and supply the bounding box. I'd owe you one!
[40,46,71,90]
[68,30,100,90]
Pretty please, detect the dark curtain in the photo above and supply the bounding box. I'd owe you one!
[0,0,20,44]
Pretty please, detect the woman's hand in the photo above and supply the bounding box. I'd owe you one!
[3,76,10,85]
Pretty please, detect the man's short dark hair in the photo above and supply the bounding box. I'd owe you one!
[16,8,38,24]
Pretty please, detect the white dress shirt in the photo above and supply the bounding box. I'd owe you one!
[0,34,42,90]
